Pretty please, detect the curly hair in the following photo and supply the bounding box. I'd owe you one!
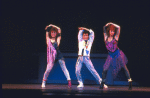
[105,24,117,37]
[48,27,60,39]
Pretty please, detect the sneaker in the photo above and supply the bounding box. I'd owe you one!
[104,84,108,89]
[128,78,132,82]
[77,82,84,88]
[41,82,46,88]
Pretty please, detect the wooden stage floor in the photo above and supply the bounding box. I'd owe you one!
[2,84,150,98]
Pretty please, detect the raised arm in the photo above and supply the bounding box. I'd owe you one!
[88,29,94,42]
[113,23,120,41]
[103,25,108,42]
[45,24,61,33]
[50,24,61,33]
[78,27,94,42]
[106,22,120,41]
[57,34,61,46]
[78,27,84,42]
[45,24,61,46]
[51,24,61,46]
[46,31,50,46]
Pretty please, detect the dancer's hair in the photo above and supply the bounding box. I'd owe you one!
[82,30,90,36]
[105,24,117,37]
[48,27,61,39]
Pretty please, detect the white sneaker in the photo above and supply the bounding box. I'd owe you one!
[104,84,108,89]
[128,78,132,82]
[41,82,46,88]
[77,82,84,88]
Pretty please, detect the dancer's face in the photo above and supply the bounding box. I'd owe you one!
[83,33,89,40]
[109,30,115,37]
[51,31,57,38]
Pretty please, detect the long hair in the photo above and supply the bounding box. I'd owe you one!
[48,27,59,39]
[106,24,117,37]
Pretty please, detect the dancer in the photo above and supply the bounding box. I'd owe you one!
[100,22,132,89]
[75,27,108,88]
[41,24,71,88]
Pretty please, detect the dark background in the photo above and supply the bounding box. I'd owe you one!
[1,0,149,86]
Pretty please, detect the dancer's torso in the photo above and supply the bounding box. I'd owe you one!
[50,39,58,50]
[105,38,119,52]
[50,39,63,60]
[78,40,92,56]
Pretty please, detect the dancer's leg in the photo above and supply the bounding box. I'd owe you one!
[59,59,71,80]
[100,57,112,89]
[58,59,72,88]
[122,65,132,90]
[42,62,54,87]
[84,57,102,83]
[75,56,83,87]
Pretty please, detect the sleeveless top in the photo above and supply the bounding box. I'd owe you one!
[105,38,118,52]
[105,38,120,58]
[51,41,63,60]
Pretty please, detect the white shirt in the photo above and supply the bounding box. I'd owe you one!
[78,30,94,56]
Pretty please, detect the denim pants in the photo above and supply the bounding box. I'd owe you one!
[75,56,102,84]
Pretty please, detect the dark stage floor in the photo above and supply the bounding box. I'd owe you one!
[2,84,150,98]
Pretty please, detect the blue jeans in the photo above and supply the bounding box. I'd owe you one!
[75,56,102,83]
